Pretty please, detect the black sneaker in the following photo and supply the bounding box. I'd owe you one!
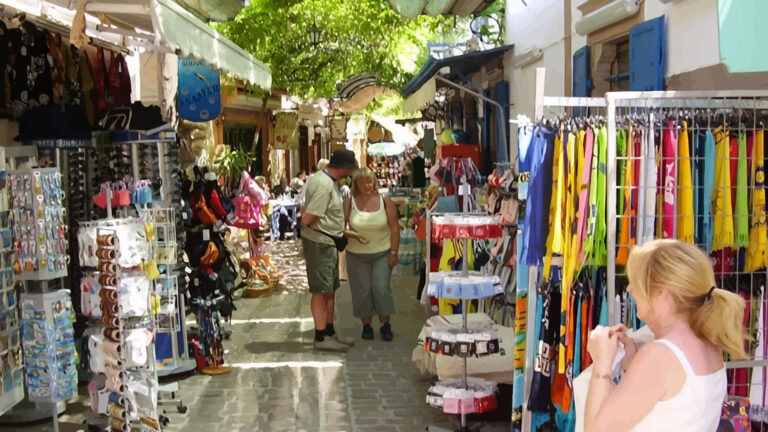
[362,324,374,340]
[380,323,393,341]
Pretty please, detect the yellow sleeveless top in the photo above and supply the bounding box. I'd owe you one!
[347,195,391,254]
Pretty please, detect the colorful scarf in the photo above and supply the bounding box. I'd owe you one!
[677,121,695,243]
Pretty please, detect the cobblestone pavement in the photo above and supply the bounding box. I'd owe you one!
[2,240,510,432]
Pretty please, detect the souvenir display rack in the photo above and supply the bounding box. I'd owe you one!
[8,168,69,281]
[424,184,504,431]
[0,146,24,417]
[81,220,161,431]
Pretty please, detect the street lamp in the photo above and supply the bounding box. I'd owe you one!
[308,23,321,48]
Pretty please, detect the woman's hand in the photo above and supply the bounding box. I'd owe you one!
[610,325,638,372]
[387,252,398,269]
[588,326,621,375]
[345,230,369,244]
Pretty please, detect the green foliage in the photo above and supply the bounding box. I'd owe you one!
[215,0,461,99]
[215,149,256,193]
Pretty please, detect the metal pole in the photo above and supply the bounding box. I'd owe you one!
[605,94,617,326]
[434,76,508,159]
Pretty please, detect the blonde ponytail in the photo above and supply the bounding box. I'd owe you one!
[626,239,748,360]
[690,288,748,360]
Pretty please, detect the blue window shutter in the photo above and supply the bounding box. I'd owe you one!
[572,45,593,97]
[481,89,492,175]
[630,16,666,91]
[573,46,593,117]
[493,81,510,163]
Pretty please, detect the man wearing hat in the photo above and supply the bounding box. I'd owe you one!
[302,149,358,351]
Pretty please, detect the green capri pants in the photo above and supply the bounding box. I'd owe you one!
[346,249,396,318]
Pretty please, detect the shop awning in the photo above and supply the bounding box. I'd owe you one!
[402,45,512,112]
[81,0,271,89]
[387,0,492,17]
[4,0,269,89]
[403,45,513,97]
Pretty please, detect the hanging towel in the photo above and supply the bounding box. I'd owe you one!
[734,130,749,248]
[713,127,734,250]
[544,129,566,280]
[560,129,581,376]
[617,128,627,216]
[576,127,595,266]
[746,127,767,271]
[616,127,634,265]
[703,130,716,252]
[521,126,555,266]
[677,121,695,243]
[593,125,608,266]
[662,121,678,238]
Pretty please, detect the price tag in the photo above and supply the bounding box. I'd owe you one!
[203,229,210,241]
[194,278,199,287]
[459,184,471,196]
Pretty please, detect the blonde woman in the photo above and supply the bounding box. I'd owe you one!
[585,239,746,431]
[344,167,400,341]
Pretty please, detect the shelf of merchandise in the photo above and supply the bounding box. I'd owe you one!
[424,194,504,431]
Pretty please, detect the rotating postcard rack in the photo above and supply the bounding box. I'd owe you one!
[0,146,24,417]
[7,166,76,432]
[424,179,504,432]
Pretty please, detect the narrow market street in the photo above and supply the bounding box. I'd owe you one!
[7,240,508,432]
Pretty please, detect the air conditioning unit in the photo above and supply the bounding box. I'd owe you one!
[575,0,641,36]
[513,47,544,68]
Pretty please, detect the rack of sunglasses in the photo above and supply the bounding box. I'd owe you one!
[8,168,69,281]
[88,227,161,431]
[79,221,161,431]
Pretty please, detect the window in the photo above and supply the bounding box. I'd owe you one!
[608,39,630,91]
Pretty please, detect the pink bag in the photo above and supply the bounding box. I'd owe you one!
[227,172,264,229]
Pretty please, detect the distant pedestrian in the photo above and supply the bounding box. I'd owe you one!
[344,167,400,341]
[301,151,357,352]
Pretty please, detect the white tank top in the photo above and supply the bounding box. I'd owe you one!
[631,339,726,432]
[346,195,391,254]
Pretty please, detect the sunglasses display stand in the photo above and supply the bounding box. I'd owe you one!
[81,224,162,431]
[425,178,503,432]
[0,148,25,418]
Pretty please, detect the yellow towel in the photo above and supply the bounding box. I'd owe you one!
[677,121,695,243]
[746,127,767,271]
[712,127,734,250]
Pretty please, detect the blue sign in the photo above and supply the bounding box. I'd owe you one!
[178,58,221,122]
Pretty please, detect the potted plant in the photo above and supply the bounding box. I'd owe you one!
[215,148,255,195]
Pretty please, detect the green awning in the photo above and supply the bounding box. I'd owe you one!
[387,0,491,17]
[81,0,271,89]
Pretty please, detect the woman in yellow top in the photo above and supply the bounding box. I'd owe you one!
[344,168,401,341]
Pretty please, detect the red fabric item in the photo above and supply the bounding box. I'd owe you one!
[91,47,108,115]
[441,144,480,168]
[208,189,228,218]
[108,52,131,107]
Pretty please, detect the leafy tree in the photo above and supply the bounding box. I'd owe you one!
[216,0,461,99]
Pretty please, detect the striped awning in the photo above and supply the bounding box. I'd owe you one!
[386,0,491,17]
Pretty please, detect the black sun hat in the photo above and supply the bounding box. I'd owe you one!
[328,149,358,170]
